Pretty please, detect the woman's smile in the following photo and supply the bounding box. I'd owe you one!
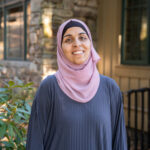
[62,27,91,65]
[72,50,84,55]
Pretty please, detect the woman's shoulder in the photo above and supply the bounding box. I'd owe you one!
[100,75,122,107]
[100,74,120,93]
[34,75,56,102]
[39,74,56,88]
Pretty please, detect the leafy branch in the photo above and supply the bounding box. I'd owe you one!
[0,80,35,150]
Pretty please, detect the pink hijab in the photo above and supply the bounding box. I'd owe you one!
[55,19,100,103]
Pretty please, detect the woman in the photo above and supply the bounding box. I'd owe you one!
[26,19,127,150]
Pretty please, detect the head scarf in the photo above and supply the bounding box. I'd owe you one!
[55,18,100,103]
[61,20,89,42]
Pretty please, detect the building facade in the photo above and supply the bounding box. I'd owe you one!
[97,0,150,131]
[1,0,149,88]
[0,0,150,136]
[0,0,149,87]
[0,0,98,86]
[0,0,150,147]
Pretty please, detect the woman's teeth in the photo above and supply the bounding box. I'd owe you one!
[72,51,83,54]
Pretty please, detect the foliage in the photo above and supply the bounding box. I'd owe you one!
[0,80,35,150]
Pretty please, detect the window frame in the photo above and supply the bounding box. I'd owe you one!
[0,0,29,61]
[121,0,150,65]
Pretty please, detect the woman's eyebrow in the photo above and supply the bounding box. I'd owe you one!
[63,32,86,38]
[63,34,72,38]
[79,32,86,35]
[64,32,87,38]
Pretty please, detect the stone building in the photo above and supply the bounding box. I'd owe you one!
[0,0,98,86]
[0,0,150,89]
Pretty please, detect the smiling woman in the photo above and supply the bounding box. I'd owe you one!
[55,19,100,102]
[62,26,91,65]
[26,19,127,150]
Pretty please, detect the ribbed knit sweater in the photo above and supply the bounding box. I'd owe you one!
[26,74,127,150]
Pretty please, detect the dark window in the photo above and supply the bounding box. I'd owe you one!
[0,10,4,59]
[121,0,150,65]
[0,0,30,60]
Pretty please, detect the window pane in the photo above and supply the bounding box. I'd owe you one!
[0,1,3,5]
[26,2,31,60]
[0,0,21,6]
[127,0,148,6]
[6,6,24,60]
[5,0,15,3]
[122,0,149,64]
[0,10,4,59]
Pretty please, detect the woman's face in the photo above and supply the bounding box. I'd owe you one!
[62,27,91,65]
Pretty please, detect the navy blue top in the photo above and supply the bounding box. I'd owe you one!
[26,75,127,150]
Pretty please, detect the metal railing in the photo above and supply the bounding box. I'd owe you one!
[123,88,150,150]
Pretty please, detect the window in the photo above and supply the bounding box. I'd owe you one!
[121,0,150,65]
[0,0,30,60]
[0,9,4,59]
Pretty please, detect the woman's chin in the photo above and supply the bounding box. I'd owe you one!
[73,58,87,65]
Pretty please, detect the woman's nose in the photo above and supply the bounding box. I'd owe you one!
[72,39,80,47]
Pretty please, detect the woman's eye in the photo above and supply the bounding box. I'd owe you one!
[79,36,87,41]
[64,38,72,43]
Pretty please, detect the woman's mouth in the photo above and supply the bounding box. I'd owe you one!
[72,51,84,55]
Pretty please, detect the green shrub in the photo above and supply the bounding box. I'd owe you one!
[0,80,35,150]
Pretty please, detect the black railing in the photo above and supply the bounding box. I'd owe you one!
[123,88,150,150]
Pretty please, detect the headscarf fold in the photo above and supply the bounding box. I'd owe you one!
[55,18,100,103]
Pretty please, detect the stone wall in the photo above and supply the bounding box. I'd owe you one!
[41,0,98,76]
[0,0,99,87]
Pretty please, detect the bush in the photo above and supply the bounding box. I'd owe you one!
[0,80,35,150]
